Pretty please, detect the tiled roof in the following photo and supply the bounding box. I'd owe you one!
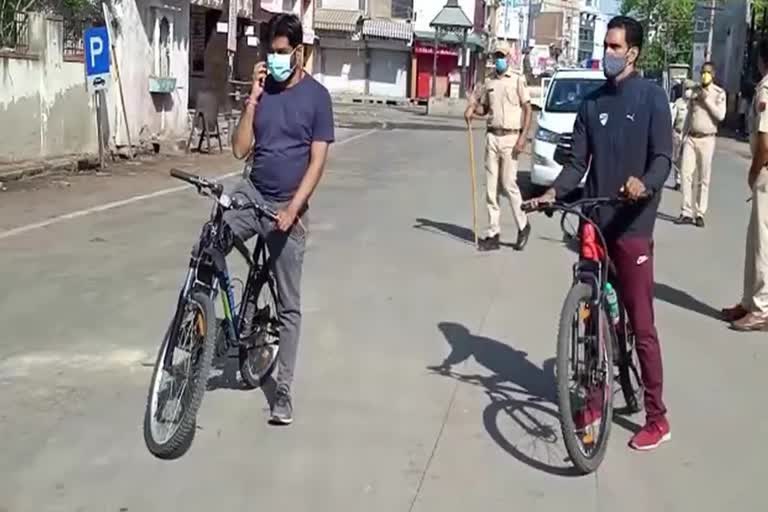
[413,30,485,48]
[362,18,413,41]
[314,8,362,33]
[429,2,473,29]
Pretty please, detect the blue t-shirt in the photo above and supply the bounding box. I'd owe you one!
[250,74,335,202]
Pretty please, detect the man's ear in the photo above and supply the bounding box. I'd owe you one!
[628,47,640,66]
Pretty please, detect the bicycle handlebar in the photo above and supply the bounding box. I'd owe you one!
[521,194,649,214]
[169,169,278,221]
[170,168,223,197]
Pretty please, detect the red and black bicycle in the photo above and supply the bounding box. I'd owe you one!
[523,196,644,474]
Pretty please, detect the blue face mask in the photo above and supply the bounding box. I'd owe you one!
[495,58,508,74]
[267,50,296,82]
[603,53,627,80]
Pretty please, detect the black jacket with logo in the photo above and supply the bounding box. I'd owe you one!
[552,73,672,241]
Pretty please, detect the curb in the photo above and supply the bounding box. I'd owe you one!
[0,156,97,183]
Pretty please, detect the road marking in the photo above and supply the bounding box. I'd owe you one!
[0,129,377,241]
[0,349,148,379]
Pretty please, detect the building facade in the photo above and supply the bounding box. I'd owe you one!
[314,0,414,98]
[412,0,483,99]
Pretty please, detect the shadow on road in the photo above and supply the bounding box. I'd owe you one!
[654,282,721,320]
[428,322,583,477]
[414,218,475,245]
[413,218,523,248]
[207,350,277,410]
[656,211,680,224]
[207,353,245,391]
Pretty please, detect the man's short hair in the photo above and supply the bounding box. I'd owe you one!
[267,13,303,48]
[607,16,644,54]
[702,61,716,71]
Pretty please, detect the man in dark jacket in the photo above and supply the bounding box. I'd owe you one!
[526,16,672,451]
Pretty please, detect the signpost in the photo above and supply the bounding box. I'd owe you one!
[85,27,111,170]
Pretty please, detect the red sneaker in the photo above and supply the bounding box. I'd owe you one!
[629,418,671,451]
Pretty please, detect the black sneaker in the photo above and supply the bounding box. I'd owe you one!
[695,216,705,228]
[674,215,693,225]
[514,221,531,251]
[270,386,293,425]
[478,234,500,251]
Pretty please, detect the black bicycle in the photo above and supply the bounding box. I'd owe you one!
[523,196,644,474]
[143,169,281,459]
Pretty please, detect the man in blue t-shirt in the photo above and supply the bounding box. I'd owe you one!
[229,13,334,425]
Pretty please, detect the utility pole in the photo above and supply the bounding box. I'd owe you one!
[526,0,535,50]
[488,0,498,51]
[706,0,716,59]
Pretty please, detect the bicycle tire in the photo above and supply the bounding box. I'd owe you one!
[616,331,644,415]
[143,290,216,459]
[556,283,614,475]
[560,210,579,242]
[239,272,279,389]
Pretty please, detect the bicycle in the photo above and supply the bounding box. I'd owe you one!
[143,169,281,459]
[523,196,644,474]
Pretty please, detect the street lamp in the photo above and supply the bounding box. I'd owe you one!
[429,0,474,98]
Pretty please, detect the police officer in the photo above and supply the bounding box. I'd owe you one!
[670,80,692,191]
[465,41,533,251]
[676,62,726,227]
[722,38,768,331]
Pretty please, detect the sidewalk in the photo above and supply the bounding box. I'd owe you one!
[0,149,242,233]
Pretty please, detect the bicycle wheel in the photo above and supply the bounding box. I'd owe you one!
[239,273,279,389]
[616,328,644,415]
[556,283,614,474]
[143,290,216,459]
[560,210,579,242]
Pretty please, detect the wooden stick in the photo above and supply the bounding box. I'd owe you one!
[467,122,479,247]
[102,3,134,159]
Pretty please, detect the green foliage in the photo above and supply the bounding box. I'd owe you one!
[1,0,104,50]
[619,0,697,74]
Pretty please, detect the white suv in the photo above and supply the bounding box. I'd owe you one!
[531,69,606,188]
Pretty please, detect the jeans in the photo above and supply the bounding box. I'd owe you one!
[223,179,308,393]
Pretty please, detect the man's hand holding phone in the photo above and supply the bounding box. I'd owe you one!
[249,62,267,104]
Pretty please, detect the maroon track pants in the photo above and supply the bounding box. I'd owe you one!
[608,237,667,422]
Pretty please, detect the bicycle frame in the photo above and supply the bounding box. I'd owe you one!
[163,193,274,371]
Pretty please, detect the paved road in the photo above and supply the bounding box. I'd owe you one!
[0,128,766,511]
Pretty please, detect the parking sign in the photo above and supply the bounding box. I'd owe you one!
[85,27,111,93]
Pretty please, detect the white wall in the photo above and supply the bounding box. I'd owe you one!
[109,0,190,144]
[592,14,607,60]
[316,47,366,94]
[0,14,97,162]
[368,49,408,97]
[413,0,475,34]
[495,3,527,41]
[319,0,359,9]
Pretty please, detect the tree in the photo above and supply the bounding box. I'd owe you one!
[619,0,697,74]
[1,0,104,51]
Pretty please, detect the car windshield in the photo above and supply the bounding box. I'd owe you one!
[545,78,605,113]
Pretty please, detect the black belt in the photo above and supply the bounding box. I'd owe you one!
[689,132,716,138]
[487,128,520,135]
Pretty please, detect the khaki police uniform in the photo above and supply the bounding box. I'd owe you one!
[671,96,689,186]
[680,83,726,218]
[741,75,768,314]
[472,68,530,237]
